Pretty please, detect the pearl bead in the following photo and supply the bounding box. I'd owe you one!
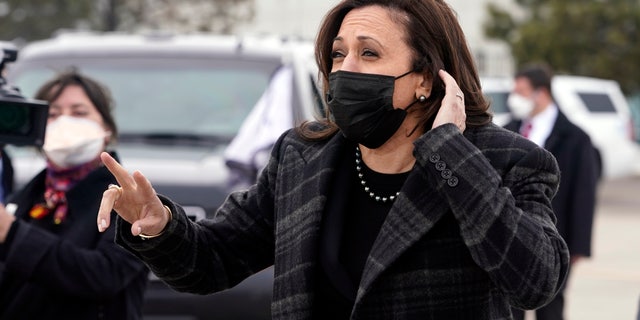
[355,146,400,203]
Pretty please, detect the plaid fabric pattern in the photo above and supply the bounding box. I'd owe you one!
[117,123,569,320]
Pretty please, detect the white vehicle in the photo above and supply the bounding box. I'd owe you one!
[480,76,512,126]
[482,75,639,179]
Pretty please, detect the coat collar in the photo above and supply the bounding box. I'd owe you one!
[294,133,450,307]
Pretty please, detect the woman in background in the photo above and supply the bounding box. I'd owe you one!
[0,71,148,319]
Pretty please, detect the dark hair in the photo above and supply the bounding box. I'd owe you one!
[298,0,491,140]
[34,70,118,140]
[515,63,554,94]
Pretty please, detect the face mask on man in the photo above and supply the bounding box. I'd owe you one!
[507,92,536,120]
[327,70,420,149]
[43,115,109,169]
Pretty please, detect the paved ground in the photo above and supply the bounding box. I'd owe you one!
[523,175,640,320]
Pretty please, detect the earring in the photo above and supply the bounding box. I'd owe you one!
[418,95,427,103]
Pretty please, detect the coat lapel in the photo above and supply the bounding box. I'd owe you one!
[355,167,450,304]
[543,111,570,152]
[272,133,347,319]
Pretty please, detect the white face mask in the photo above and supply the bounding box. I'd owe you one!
[43,115,109,169]
[507,93,535,120]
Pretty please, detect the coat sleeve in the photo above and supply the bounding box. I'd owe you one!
[1,211,148,299]
[115,131,285,295]
[414,124,570,310]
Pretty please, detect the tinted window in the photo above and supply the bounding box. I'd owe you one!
[11,57,279,139]
[485,91,509,114]
[577,92,617,113]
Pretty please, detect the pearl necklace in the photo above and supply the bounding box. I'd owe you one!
[355,146,400,203]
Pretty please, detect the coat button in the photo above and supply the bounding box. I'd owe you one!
[435,161,446,171]
[441,169,452,179]
[429,153,440,163]
[447,176,459,187]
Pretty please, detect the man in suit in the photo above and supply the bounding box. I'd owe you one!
[505,63,599,320]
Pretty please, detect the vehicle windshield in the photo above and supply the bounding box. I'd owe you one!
[10,57,278,143]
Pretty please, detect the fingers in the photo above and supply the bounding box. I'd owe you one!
[100,152,135,189]
[131,215,160,237]
[98,152,131,232]
[438,69,464,101]
[438,69,457,93]
[130,204,170,237]
[133,170,157,199]
[131,221,143,236]
[97,186,119,232]
[98,153,168,237]
[434,69,467,132]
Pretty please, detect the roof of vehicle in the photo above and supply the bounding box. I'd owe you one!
[480,76,512,91]
[553,74,620,87]
[15,31,315,63]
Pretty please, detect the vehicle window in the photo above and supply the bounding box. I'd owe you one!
[11,58,278,140]
[577,92,617,113]
[485,91,509,114]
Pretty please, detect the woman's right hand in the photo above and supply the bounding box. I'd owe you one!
[97,152,170,237]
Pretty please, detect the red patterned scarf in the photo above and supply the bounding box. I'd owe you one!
[29,156,103,224]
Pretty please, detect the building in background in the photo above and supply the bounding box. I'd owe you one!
[238,0,517,77]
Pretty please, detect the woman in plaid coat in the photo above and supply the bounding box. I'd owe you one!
[97,0,570,319]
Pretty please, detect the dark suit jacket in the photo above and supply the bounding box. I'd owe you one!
[505,111,598,257]
[117,123,570,320]
[1,147,14,201]
[0,153,149,320]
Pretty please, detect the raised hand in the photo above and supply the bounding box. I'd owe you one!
[432,69,467,132]
[97,152,171,238]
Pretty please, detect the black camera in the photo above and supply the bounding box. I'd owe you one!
[1,41,49,146]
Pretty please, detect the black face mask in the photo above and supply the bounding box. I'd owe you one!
[327,70,419,149]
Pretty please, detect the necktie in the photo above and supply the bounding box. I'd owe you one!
[520,121,532,138]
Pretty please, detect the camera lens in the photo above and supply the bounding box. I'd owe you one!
[0,101,30,135]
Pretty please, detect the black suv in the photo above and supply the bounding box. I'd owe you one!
[6,32,323,319]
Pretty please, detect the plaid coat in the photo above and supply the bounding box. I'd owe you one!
[117,123,570,319]
[505,110,598,258]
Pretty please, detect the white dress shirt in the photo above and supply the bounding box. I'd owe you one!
[520,103,558,148]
